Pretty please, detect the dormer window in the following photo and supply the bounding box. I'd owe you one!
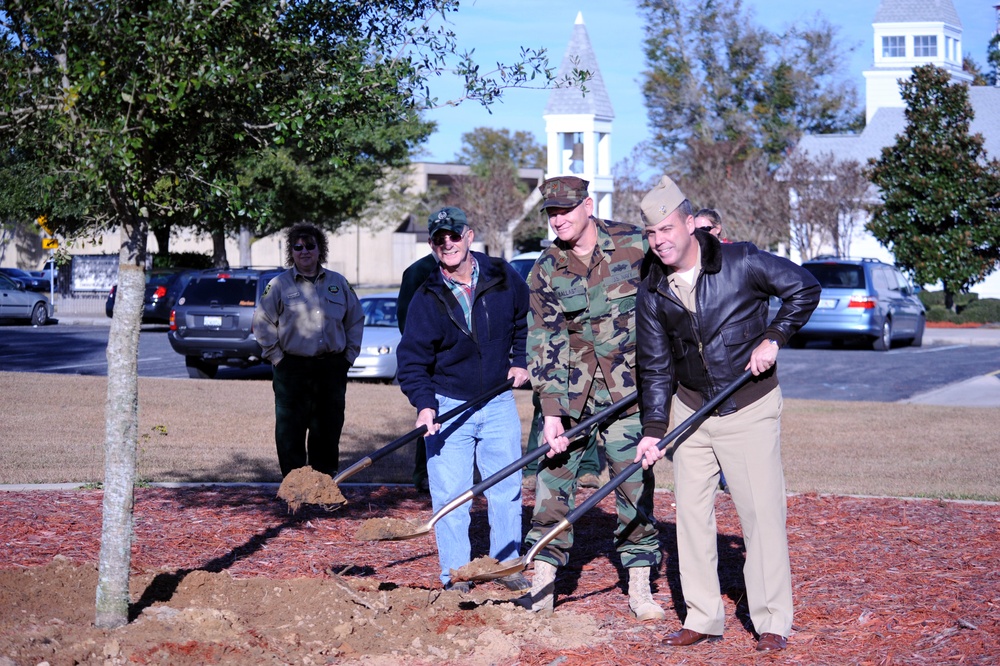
[914,35,937,58]
[882,35,905,58]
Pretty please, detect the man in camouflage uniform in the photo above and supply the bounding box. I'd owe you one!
[519,176,663,621]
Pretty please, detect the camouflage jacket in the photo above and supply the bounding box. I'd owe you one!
[527,217,646,419]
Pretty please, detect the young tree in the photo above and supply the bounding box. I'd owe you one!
[0,0,579,629]
[784,150,871,259]
[448,127,547,257]
[866,65,1000,310]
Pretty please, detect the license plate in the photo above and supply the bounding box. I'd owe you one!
[818,299,836,309]
[203,315,223,327]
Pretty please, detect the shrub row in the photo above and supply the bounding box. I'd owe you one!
[923,295,1000,324]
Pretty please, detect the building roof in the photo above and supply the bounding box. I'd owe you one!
[797,86,1000,164]
[544,12,614,120]
[873,0,962,27]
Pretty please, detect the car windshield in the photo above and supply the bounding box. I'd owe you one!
[181,277,258,306]
[805,264,865,289]
[147,272,177,287]
[361,297,398,327]
[510,260,535,282]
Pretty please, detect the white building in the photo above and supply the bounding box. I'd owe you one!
[795,0,1000,298]
[542,12,615,219]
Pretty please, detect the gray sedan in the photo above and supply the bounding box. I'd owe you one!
[0,272,52,325]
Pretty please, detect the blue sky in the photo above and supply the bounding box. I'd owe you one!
[420,1,996,166]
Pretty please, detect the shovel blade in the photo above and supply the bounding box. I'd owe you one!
[463,556,529,582]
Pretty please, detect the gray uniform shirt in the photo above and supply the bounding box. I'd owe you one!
[253,266,364,366]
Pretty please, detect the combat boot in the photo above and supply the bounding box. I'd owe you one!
[515,560,557,616]
[628,566,666,621]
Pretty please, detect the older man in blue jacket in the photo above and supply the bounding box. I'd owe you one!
[396,206,531,593]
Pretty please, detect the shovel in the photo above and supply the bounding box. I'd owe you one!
[363,391,639,541]
[332,378,514,485]
[457,369,754,582]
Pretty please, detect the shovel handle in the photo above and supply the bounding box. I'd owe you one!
[464,391,638,499]
[333,378,514,484]
[533,370,754,548]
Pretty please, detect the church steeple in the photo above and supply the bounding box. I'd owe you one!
[863,0,973,122]
[543,12,615,219]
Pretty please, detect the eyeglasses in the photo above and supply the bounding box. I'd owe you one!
[292,242,317,252]
[431,231,466,246]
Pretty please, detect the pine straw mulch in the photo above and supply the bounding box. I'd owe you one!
[1,484,998,665]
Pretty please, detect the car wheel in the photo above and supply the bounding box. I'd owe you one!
[909,315,925,348]
[873,318,892,351]
[185,356,219,379]
[31,303,49,326]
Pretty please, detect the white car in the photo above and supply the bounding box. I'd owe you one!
[510,251,541,283]
[349,292,402,381]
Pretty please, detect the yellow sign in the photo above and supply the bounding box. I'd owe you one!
[37,215,53,236]
[42,238,59,250]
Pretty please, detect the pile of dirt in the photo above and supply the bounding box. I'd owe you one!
[355,517,424,541]
[276,466,346,512]
[0,556,603,666]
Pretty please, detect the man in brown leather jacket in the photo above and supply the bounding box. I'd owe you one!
[633,175,819,653]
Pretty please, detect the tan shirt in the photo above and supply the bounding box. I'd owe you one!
[252,266,364,366]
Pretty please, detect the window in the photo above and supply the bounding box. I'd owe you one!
[914,35,937,58]
[882,36,905,58]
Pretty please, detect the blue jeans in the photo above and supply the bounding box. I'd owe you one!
[425,391,523,585]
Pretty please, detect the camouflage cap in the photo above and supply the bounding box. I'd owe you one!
[427,206,468,236]
[639,175,686,226]
[539,176,590,210]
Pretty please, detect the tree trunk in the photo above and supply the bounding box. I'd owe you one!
[238,224,252,267]
[94,220,147,629]
[211,229,230,269]
[152,223,171,259]
[943,283,956,312]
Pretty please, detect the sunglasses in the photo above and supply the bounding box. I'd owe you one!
[292,242,317,252]
[431,231,466,246]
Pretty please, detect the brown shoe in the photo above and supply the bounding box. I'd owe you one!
[662,628,722,646]
[756,633,787,651]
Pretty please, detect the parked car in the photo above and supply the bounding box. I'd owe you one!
[0,272,52,325]
[34,258,59,289]
[349,292,401,381]
[167,267,282,378]
[509,251,542,283]
[105,268,193,324]
[791,257,926,350]
[0,267,49,292]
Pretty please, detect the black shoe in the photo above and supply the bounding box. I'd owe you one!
[497,573,531,591]
[445,581,471,593]
[414,477,430,493]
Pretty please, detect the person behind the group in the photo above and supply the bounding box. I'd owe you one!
[633,175,820,652]
[396,252,438,494]
[519,176,662,621]
[692,207,729,242]
[395,206,532,593]
[253,223,365,477]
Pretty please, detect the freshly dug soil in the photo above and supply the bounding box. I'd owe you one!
[355,517,424,541]
[276,466,346,512]
[1,485,998,665]
[451,556,504,582]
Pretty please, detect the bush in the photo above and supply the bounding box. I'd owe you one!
[957,299,1000,325]
[918,289,978,309]
[925,305,956,323]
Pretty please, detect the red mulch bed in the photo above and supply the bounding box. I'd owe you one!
[2,485,998,664]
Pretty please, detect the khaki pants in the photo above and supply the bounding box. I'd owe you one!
[671,386,792,637]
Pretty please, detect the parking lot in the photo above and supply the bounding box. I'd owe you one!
[2,315,998,405]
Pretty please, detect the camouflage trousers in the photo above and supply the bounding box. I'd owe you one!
[525,385,660,569]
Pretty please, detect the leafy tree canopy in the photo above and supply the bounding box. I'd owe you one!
[454,127,546,172]
[865,65,1000,310]
[638,0,861,164]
